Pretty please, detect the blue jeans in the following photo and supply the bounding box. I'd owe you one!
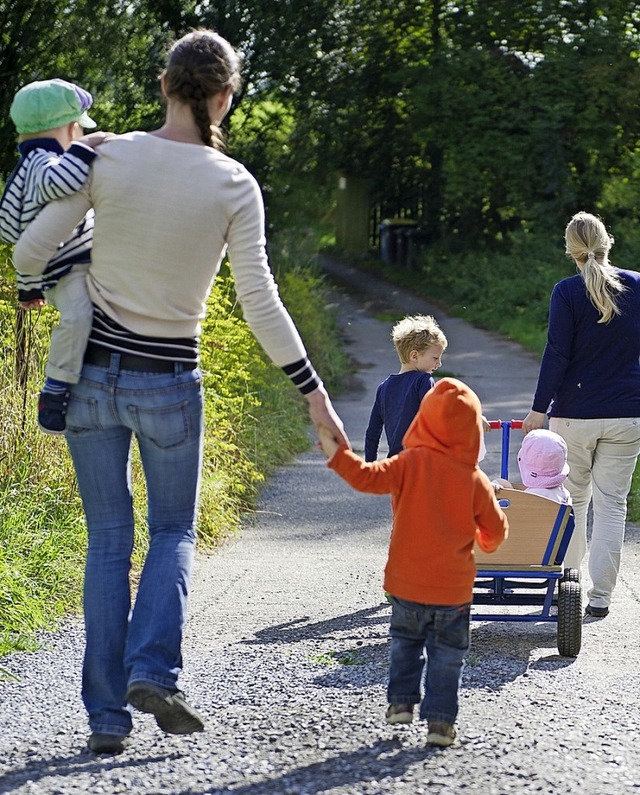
[65,356,204,736]
[387,597,470,724]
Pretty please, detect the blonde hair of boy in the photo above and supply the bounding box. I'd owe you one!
[391,314,447,365]
[564,211,626,324]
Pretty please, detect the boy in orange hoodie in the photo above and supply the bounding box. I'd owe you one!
[318,377,508,747]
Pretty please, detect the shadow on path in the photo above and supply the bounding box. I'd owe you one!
[240,603,390,646]
[173,738,448,795]
[0,751,183,793]
[463,620,576,691]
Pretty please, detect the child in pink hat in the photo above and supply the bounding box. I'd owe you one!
[493,429,571,504]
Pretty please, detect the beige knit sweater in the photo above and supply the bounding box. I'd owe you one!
[14,131,307,367]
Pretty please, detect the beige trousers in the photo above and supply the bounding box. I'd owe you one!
[550,416,640,608]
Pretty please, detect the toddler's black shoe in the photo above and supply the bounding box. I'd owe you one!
[126,681,205,734]
[87,732,130,754]
[37,389,70,435]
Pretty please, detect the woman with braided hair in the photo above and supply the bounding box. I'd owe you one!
[522,211,640,621]
[14,29,347,754]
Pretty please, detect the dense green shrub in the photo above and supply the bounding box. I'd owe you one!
[352,220,640,358]
[0,228,348,655]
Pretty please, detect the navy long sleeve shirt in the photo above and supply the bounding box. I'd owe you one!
[364,370,435,461]
[532,269,640,419]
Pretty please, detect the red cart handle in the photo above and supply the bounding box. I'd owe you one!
[488,419,523,430]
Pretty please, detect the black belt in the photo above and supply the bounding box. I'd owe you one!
[84,344,198,373]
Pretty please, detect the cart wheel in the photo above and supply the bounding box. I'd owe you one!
[557,578,582,657]
[563,568,580,582]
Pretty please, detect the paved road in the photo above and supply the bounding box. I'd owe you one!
[315,256,542,476]
[0,257,639,794]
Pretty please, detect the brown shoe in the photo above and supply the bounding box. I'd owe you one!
[427,721,456,747]
[385,703,414,725]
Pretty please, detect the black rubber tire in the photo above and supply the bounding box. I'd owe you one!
[563,568,580,582]
[557,578,582,657]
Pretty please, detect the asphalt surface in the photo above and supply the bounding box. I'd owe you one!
[0,256,639,794]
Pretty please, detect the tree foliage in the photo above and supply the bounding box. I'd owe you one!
[0,1,639,246]
[0,0,174,175]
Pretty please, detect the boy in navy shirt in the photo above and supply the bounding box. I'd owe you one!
[365,314,447,462]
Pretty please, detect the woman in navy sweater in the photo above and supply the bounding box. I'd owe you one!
[523,212,640,618]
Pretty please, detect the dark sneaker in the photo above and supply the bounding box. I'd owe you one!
[87,732,130,754]
[585,604,609,618]
[385,703,414,725]
[427,721,456,747]
[126,681,205,735]
[37,389,70,435]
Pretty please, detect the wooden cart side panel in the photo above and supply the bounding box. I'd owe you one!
[474,489,571,567]
[544,507,572,565]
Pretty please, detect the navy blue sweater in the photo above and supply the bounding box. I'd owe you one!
[532,269,640,419]
[364,370,435,461]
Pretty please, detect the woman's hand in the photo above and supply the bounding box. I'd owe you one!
[305,386,350,449]
[317,426,341,459]
[522,410,546,434]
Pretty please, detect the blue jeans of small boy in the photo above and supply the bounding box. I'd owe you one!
[387,597,470,725]
[65,356,203,736]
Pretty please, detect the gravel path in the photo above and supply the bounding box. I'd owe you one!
[1,257,639,794]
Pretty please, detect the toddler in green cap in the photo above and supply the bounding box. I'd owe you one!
[0,78,112,434]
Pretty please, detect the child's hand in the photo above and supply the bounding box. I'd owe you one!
[19,298,46,309]
[317,425,342,459]
[481,415,491,433]
[491,477,512,493]
[78,131,117,149]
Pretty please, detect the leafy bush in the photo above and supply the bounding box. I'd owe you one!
[0,226,349,653]
[0,391,86,656]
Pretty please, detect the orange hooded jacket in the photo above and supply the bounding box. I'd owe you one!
[328,377,508,605]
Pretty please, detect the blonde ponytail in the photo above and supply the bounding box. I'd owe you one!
[564,212,625,323]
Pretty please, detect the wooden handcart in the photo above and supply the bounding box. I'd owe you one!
[473,420,582,657]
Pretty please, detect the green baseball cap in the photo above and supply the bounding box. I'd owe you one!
[10,78,97,134]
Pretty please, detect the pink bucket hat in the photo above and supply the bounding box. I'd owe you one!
[517,429,569,489]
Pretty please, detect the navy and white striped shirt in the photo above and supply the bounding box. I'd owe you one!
[0,137,96,301]
[88,306,321,394]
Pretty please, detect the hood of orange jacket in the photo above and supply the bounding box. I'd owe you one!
[403,377,482,467]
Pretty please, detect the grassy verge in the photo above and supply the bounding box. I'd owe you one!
[0,225,348,656]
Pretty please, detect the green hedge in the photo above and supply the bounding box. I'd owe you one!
[0,236,347,657]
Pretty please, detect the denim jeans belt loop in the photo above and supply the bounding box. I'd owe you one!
[84,343,197,373]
